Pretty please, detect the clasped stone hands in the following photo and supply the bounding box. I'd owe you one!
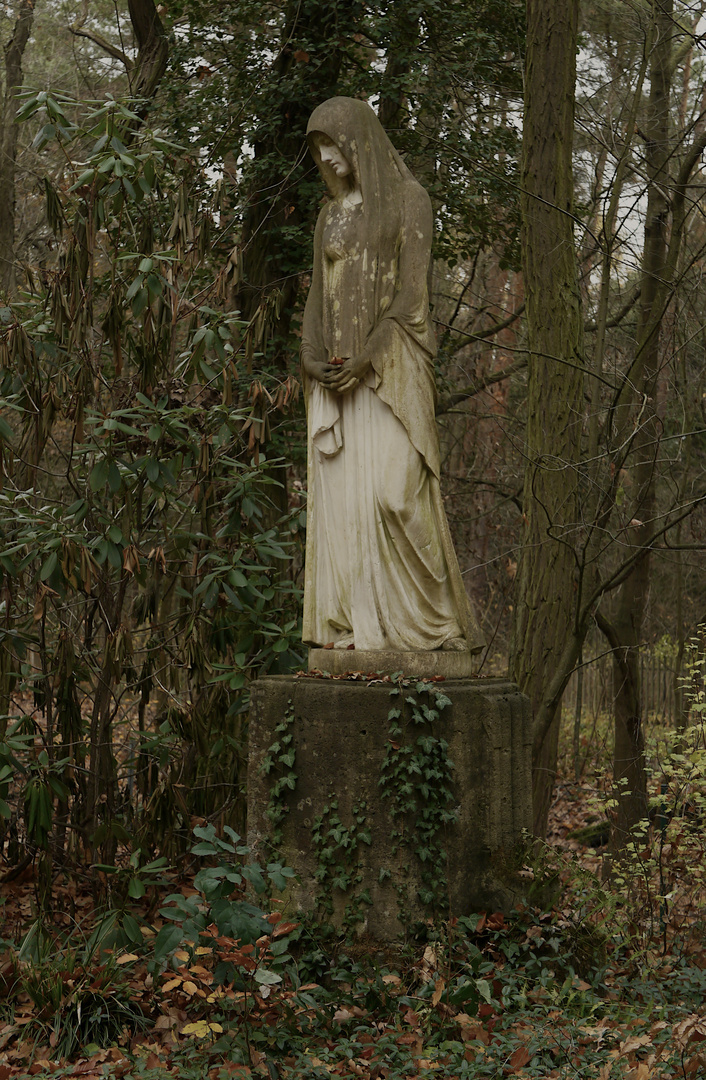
[303,353,370,394]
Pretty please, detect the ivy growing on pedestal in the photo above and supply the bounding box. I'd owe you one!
[261,678,458,934]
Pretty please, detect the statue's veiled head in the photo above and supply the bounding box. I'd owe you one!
[306,96,412,204]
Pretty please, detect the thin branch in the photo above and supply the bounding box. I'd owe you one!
[584,286,641,332]
[441,302,525,348]
[436,358,527,415]
[69,0,133,70]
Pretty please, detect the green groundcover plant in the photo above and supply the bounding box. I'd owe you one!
[2,822,706,1078]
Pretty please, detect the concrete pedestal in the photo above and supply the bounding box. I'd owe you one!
[248,674,532,938]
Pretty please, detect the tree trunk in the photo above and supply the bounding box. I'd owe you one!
[377,9,419,133]
[603,0,674,851]
[234,0,361,341]
[511,0,583,837]
[0,0,35,298]
[86,569,129,864]
[128,0,168,100]
[231,0,362,526]
[70,0,168,121]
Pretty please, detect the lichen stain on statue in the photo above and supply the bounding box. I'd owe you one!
[300,97,485,658]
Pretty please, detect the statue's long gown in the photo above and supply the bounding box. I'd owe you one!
[301,97,484,654]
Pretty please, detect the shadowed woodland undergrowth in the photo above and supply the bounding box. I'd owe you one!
[2,0,706,1075]
[2,697,706,1077]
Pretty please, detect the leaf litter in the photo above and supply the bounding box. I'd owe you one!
[2,719,706,1077]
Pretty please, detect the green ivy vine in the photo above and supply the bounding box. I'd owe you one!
[260,699,297,852]
[312,799,373,930]
[378,680,457,919]
[259,680,458,932]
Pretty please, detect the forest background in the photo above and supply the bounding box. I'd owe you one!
[1,0,706,1074]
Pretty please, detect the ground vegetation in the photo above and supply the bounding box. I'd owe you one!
[0,0,706,1072]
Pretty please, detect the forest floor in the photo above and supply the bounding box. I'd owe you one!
[1,710,705,1079]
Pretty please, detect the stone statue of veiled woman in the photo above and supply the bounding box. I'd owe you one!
[300,96,484,655]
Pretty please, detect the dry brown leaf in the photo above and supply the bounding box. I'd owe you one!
[684,1053,706,1076]
[673,1015,706,1048]
[421,944,440,982]
[625,1064,650,1080]
[395,1031,423,1057]
[579,1020,610,1047]
[458,1014,490,1045]
[619,1033,652,1056]
[116,952,139,965]
[272,922,299,939]
[509,1045,531,1070]
[464,1046,485,1062]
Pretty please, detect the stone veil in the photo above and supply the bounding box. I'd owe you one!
[300,96,485,654]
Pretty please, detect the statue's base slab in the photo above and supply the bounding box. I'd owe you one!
[308,647,476,678]
[248,674,532,939]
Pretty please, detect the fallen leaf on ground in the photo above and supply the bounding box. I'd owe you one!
[619,1033,652,1056]
[508,1045,531,1069]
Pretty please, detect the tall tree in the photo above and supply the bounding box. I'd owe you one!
[511,0,584,836]
[69,0,168,106]
[0,0,35,297]
[232,0,364,340]
[509,0,706,844]
[597,0,706,849]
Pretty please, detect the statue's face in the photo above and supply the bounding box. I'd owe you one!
[317,137,353,178]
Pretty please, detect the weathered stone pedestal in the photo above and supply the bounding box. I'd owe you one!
[248,667,532,939]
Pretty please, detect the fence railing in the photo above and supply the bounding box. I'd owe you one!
[565,653,679,724]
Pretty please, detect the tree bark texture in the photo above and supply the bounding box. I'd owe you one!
[511,0,584,837]
[127,0,168,101]
[0,0,35,298]
[377,9,419,133]
[234,0,362,339]
[70,0,167,106]
[605,0,674,851]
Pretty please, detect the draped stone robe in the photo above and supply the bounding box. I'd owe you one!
[300,97,484,654]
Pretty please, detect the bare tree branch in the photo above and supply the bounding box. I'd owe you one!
[70,0,134,70]
[68,0,168,102]
[584,286,641,332]
[436,358,527,415]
